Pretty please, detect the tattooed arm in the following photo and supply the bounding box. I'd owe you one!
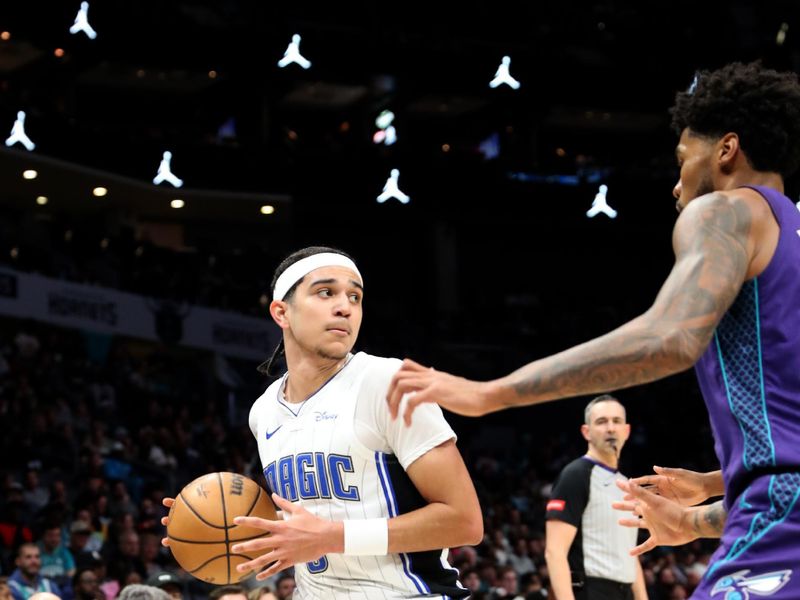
[690,501,727,538]
[493,191,752,407]
[387,191,756,421]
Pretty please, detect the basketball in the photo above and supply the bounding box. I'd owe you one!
[167,472,277,585]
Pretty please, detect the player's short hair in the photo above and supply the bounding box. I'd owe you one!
[118,585,171,600]
[258,246,355,376]
[208,586,246,600]
[584,394,625,424]
[670,61,800,178]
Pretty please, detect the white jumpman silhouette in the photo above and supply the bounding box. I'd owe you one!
[376,169,410,204]
[69,1,97,40]
[278,34,311,69]
[5,111,35,151]
[152,151,184,188]
[489,56,520,90]
[795,199,800,213]
[586,184,617,219]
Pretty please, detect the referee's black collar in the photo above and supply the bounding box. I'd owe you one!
[581,454,618,474]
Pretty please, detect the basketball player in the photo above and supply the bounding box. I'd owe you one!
[386,61,800,599]
[167,247,482,599]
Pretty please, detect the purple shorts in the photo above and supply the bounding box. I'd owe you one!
[691,473,800,600]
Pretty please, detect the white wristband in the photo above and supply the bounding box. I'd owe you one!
[343,518,388,556]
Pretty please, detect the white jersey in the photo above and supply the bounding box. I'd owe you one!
[249,352,468,599]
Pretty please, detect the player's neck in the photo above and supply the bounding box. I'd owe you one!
[283,350,351,404]
[723,169,784,194]
[585,448,618,470]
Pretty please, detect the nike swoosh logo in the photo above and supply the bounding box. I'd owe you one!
[265,426,282,440]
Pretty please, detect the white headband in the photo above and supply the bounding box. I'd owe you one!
[273,253,363,301]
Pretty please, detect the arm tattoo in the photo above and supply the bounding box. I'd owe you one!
[507,193,752,405]
[703,502,726,536]
[690,500,727,538]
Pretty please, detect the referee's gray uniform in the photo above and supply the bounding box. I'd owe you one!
[546,456,638,600]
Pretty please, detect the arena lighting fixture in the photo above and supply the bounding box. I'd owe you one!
[93,187,108,197]
[23,169,38,180]
[260,205,275,215]
[153,151,183,188]
[586,184,617,219]
[69,1,97,39]
[36,196,48,206]
[170,199,185,209]
[277,34,311,69]
[489,56,520,90]
[5,111,35,151]
[373,110,396,146]
[376,169,410,204]
[777,23,789,46]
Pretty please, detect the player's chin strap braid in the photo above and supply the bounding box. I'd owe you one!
[343,518,388,555]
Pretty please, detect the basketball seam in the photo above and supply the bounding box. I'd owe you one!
[245,484,262,517]
[218,472,231,585]
[167,532,267,544]
[187,553,258,575]
[177,492,227,529]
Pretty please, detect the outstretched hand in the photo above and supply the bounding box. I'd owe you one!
[613,480,698,556]
[386,359,493,425]
[629,466,715,506]
[231,493,342,581]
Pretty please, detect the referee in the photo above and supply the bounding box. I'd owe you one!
[545,395,647,600]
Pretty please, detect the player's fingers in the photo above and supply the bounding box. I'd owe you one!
[271,493,295,514]
[231,537,275,555]
[256,559,288,581]
[653,466,684,478]
[628,475,662,487]
[160,516,170,527]
[162,497,175,508]
[161,537,170,547]
[402,389,432,426]
[387,373,422,419]
[233,516,283,532]
[611,500,637,512]
[625,481,658,502]
[630,537,657,557]
[236,550,277,575]
[618,517,646,529]
[400,358,430,372]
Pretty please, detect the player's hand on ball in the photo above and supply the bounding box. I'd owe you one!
[160,497,175,547]
[232,493,342,580]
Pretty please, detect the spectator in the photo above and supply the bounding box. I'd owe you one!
[8,543,61,600]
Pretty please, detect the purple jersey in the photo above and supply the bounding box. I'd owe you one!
[695,185,800,504]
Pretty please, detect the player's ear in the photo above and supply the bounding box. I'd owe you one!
[580,424,590,441]
[718,132,740,173]
[270,300,290,329]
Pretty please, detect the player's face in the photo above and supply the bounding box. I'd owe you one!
[672,128,717,213]
[582,401,630,456]
[287,266,363,361]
